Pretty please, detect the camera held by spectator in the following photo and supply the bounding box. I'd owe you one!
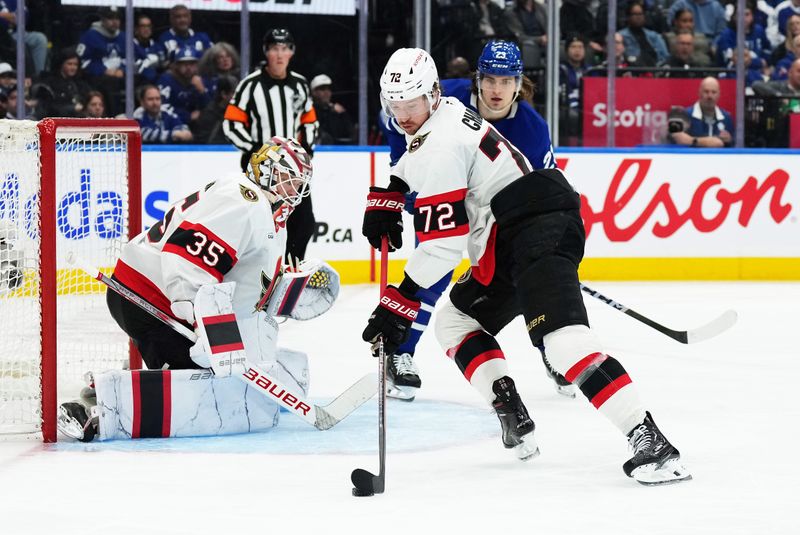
[667,106,690,134]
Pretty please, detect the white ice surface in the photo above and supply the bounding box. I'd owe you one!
[1,281,797,535]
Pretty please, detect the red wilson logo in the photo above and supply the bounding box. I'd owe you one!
[558,158,793,241]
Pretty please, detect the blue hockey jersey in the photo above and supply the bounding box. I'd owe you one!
[77,22,126,76]
[158,29,213,63]
[157,71,211,124]
[134,105,190,144]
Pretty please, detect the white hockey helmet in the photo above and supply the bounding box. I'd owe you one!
[248,137,313,207]
[379,48,440,119]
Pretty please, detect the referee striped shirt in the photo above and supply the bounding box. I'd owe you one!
[223,67,318,154]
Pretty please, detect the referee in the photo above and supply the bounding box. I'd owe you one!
[223,28,318,262]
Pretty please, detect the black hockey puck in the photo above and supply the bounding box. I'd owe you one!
[352,487,374,497]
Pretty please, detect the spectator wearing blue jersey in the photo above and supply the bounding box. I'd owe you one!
[378,40,568,401]
[716,3,771,77]
[0,0,48,76]
[77,7,126,116]
[773,0,800,41]
[559,34,588,145]
[157,45,210,124]
[134,84,192,144]
[158,5,213,67]
[134,14,160,83]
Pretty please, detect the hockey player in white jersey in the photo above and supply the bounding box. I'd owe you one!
[58,137,345,441]
[361,48,691,485]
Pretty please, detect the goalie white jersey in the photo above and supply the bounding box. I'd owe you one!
[115,173,287,322]
[391,96,534,288]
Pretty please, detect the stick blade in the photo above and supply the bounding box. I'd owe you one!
[351,468,383,495]
[686,309,738,344]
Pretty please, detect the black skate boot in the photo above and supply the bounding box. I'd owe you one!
[492,376,539,461]
[540,350,577,398]
[623,412,692,485]
[386,353,421,402]
[57,402,97,442]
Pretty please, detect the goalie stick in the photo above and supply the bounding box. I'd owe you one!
[66,252,375,431]
[351,238,389,497]
[579,283,737,344]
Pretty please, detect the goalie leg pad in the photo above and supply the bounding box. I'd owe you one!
[94,368,280,440]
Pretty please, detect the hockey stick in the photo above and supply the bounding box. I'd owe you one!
[351,237,389,497]
[579,283,738,344]
[66,252,375,431]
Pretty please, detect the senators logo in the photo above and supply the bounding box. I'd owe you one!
[408,132,430,153]
[456,268,472,284]
[239,184,258,202]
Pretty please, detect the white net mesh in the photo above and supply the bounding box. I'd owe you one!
[0,120,133,437]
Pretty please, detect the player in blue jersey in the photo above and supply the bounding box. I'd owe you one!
[377,40,573,401]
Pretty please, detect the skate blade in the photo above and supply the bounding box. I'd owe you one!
[555,383,577,398]
[513,434,540,462]
[632,458,692,486]
[56,407,85,441]
[387,383,417,402]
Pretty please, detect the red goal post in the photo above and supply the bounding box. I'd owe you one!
[0,118,143,442]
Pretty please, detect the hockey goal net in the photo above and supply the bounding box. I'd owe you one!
[0,118,142,442]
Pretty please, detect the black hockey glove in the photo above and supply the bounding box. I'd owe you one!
[362,187,405,251]
[362,285,421,356]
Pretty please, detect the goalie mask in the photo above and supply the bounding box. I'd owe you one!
[248,137,313,207]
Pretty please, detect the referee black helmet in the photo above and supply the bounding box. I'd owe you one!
[263,28,295,52]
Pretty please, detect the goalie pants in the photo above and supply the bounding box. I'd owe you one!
[106,281,202,371]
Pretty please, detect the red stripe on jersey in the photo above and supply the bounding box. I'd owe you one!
[162,370,172,437]
[590,374,632,408]
[565,352,607,383]
[112,260,177,321]
[163,221,238,282]
[471,224,498,285]
[131,371,142,439]
[464,349,505,382]
[446,330,483,358]
[414,188,468,208]
[415,225,468,242]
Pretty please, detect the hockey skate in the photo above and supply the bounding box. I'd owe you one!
[386,353,421,402]
[492,376,539,461]
[623,412,692,486]
[541,351,577,398]
[57,402,98,442]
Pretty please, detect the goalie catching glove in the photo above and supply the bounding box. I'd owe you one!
[362,285,420,355]
[261,258,340,320]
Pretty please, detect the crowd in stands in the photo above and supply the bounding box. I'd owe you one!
[1,0,799,147]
